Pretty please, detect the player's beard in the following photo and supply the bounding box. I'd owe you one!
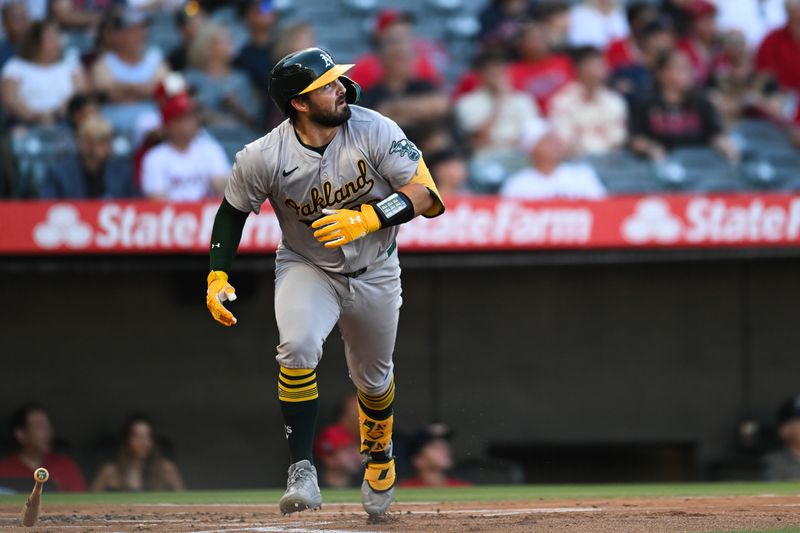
[308,101,351,128]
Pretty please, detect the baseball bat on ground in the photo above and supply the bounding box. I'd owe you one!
[21,467,49,527]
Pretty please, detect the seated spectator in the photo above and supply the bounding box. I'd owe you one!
[716,0,785,51]
[709,30,785,125]
[661,0,694,36]
[357,21,449,139]
[91,9,168,131]
[49,0,102,31]
[0,2,30,69]
[264,21,316,130]
[185,23,259,129]
[313,425,361,489]
[478,0,531,47]
[349,9,443,92]
[763,394,800,481]
[550,46,627,157]
[501,121,606,199]
[399,424,470,488]
[166,2,207,72]
[427,148,468,197]
[533,2,571,53]
[605,2,660,71]
[629,49,739,162]
[0,403,86,492]
[677,0,719,85]
[66,92,101,131]
[455,48,540,160]
[233,0,277,95]
[609,17,676,102]
[756,0,800,98]
[40,114,135,199]
[141,92,229,200]
[0,20,87,126]
[567,0,629,50]
[91,414,185,492]
[508,21,575,115]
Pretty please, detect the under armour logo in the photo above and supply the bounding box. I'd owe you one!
[349,215,362,225]
[211,242,221,248]
[320,52,334,68]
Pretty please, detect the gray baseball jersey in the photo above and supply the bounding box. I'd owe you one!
[224,105,438,385]
[224,105,423,273]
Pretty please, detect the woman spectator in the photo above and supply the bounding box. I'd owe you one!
[184,23,259,130]
[1,19,87,126]
[629,49,739,163]
[91,9,168,131]
[677,0,719,86]
[91,414,185,492]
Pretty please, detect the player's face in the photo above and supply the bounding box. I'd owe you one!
[307,79,351,128]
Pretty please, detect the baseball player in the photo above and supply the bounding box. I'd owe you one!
[205,48,444,517]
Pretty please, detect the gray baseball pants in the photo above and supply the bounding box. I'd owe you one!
[273,247,401,395]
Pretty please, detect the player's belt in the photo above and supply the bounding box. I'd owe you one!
[341,241,397,279]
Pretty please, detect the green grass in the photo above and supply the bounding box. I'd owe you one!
[0,481,798,506]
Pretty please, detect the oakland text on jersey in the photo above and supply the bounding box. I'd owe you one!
[284,159,374,220]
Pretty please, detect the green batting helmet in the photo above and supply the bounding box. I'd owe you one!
[269,47,361,115]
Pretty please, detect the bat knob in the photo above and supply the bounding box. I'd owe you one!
[33,468,49,483]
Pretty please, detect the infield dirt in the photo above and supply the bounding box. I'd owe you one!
[1,494,800,532]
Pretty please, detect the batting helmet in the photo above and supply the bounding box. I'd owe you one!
[269,47,361,115]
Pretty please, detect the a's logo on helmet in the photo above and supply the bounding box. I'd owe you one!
[320,52,334,68]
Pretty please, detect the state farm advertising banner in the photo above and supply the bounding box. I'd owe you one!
[2,194,800,254]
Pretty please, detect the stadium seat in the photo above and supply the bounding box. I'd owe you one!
[10,126,77,198]
[204,125,260,164]
[656,148,743,193]
[582,151,658,195]
[468,150,527,194]
[734,119,792,151]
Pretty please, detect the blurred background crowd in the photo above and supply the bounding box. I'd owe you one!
[2,0,800,201]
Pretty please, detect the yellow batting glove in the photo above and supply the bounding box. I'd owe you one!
[311,206,381,248]
[206,270,237,326]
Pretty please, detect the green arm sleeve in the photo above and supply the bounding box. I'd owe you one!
[209,198,250,272]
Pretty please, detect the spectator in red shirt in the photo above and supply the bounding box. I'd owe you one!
[756,0,800,94]
[0,403,86,492]
[629,49,739,162]
[348,9,443,92]
[313,424,361,489]
[609,17,676,102]
[677,0,719,86]
[399,424,471,488]
[605,2,660,71]
[508,20,575,115]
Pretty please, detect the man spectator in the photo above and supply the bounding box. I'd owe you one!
[677,0,719,85]
[166,2,207,72]
[313,425,361,489]
[763,394,800,480]
[478,0,531,47]
[717,0,785,51]
[427,148,469,198]
[141,92,229,200]
[357,20,449,139]
[91,9,168,131]
[501,120,606,199]
[629,49,739,162]
[550,46,627,157]
[756,0,800,97]
[399,424,471,488]
[233,0,277,95]
[605,2,660,71]
[508,21,575,115]
[348,9,443,92]
[609,17,676,102]
[0,2,29,69]
[40,114,135,199]
[534,2,571,53]
[0,403,86,492]
[66,92,101,131]
[567,0,629,50]
[455,48,540,161]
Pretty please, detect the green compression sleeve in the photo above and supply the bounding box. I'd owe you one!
[209,198,250,272]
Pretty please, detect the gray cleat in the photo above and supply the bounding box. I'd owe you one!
[360,455,396,517]
[279,460,322,514]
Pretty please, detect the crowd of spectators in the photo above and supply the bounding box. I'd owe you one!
[0,0,799,201]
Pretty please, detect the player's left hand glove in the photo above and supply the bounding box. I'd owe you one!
[311,206,381,248]
[207,270,237,326]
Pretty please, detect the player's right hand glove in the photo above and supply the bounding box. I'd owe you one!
[206,270,237,326]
